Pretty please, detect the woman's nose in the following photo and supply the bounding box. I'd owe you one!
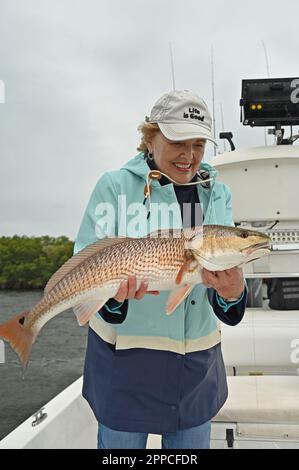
[183,145,194,159]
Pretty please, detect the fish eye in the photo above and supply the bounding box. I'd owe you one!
[239,232,249,239]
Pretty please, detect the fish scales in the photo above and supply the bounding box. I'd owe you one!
[27,236,185,330]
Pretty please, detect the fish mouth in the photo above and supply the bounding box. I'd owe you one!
[241,241,271,256]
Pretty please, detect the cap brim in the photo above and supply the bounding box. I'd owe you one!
[158,122,217,145]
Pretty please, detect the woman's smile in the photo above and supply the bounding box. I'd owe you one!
[173,162,192,172]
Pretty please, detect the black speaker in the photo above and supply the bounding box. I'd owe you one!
[240,78,299,127]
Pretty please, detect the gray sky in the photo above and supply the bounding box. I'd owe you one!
[1,0,298,239]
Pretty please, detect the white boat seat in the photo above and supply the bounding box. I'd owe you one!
[214,375,299,427]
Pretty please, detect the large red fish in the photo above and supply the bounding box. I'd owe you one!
[0,225,271,369]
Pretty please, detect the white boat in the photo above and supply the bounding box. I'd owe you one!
[1,307,299,449]
[1,143,299,449]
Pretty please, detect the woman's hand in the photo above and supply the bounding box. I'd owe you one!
[113,276,160,302]
[201,267,244,300]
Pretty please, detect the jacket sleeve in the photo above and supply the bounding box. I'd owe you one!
[207,284,248,326]
[207,183,247,326]
[73,172,128,324]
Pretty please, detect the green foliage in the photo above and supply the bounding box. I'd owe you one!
[0,236,74,289]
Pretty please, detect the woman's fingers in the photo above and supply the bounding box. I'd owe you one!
[127,276,137,299]
[134,281,160,299]
[113,280,128,302]
[134,281,149,300]
[114,277,160,302]
[147,290,160,295]
[201,268,217,287]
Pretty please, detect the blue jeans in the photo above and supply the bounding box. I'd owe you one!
[98,421,211,449]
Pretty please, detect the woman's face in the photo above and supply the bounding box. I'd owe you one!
[146,131,206,184]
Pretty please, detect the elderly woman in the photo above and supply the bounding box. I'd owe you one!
[74,90,247,449]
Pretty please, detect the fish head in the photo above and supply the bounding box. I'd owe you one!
[185,225,271,271]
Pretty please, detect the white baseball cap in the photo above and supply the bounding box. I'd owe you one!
[146,90,216,144]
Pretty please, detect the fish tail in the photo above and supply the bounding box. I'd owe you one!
[0,310,35,370]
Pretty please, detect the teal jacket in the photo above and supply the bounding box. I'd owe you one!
[74,153,245,356]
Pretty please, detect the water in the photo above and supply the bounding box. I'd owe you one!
[0,290,88,440]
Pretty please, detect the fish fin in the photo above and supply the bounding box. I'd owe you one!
[166,284,194,315]
[44,236,135,295]
[175,259,193,285]
[175,252,199,285]
[0,310,35,370]
[73,298,109,326]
